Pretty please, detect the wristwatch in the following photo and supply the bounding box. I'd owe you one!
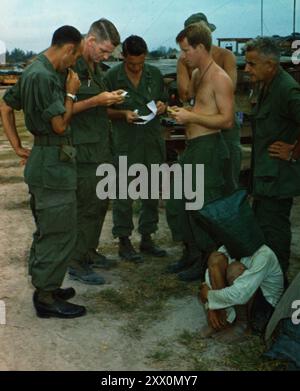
[66,93,77,102]
[289,153,298,163]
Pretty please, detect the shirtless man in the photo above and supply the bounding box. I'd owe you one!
[177,13,241,197]
[177,13,237,103]
[166,22,234,282]
[172,24,234,138]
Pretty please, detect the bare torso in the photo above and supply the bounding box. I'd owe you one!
[186,46,230,77]
[186,62,228,139]
[181,46,235,139]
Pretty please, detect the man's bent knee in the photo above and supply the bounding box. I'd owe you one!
[226,261,246,286]
[208,252,228,271]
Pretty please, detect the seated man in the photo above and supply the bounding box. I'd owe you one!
[199,244,284,342]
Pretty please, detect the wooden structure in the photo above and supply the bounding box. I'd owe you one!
[0,73,19,85]
[0,65,23,86]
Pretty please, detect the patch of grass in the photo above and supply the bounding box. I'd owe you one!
[189,355,213,371]
[0,110,32,152]
[82,257,196,340]
[177,330,198,346]
[119,317,143,340]
[6,200,30,210]
[222,336,288,371]
[85,260,195,315]
[174,331,230,371]
[177,330,207,352]
[146,349,174,363]
[0,151,21,161]
[146,337,216,371]
[0,175,24,184]
[98,288,137,312]
[0,161,23,169]
[82,288,132,313]
[176,331,288,371]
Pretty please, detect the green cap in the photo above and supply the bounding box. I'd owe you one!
[184,12,216,32]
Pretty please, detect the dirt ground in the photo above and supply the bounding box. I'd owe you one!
[0,101,299,371]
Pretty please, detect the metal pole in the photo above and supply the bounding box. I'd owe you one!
[293,0,296,37]
[261,0,264,36]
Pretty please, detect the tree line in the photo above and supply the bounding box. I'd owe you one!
[5,49,37,63]
[5,45,179,64]
[148,46,179,59]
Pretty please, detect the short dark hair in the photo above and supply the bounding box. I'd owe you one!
[245,37,280,63]
[88,18,120,47]
[122,35,148,57]
[51,25,82,47]
[176,22,212,52]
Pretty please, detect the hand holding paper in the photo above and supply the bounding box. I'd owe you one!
[133,100,158,125]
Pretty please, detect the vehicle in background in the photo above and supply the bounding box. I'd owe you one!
[0,64,24,86]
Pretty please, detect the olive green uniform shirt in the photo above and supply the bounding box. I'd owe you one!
[3,54,76,193]
[104,62,167,165]
[251,68,300,198]
[71,57,112,164]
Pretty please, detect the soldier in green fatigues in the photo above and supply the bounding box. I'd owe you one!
[166,132,228,260]
[245,37,300,276]
[0,26,86,318]
[222,117,241,195]
[67,19,124,285]
[105,35,167,261]
[177,12,241,196]
[166,23,234,281]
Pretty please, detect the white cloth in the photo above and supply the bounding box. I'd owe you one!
[206,244,284,322]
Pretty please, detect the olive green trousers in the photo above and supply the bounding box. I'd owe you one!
[29,185,77,291]
[253,197,293,274]
[71,164,109,264]
[166,133,228,252]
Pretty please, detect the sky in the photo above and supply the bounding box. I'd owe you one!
[0,0,299,52]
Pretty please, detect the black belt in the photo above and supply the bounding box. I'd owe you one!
[34,135,72,147]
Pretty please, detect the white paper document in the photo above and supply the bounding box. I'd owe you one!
[133,100,157,125]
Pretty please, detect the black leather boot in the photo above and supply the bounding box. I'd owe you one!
[88,249,118,269]
[33,290,86,319]
[177,254,206,282]
[53,287,76,301]
[166,242,200,274]
[119,237,143,262]
[140,234,167,257]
